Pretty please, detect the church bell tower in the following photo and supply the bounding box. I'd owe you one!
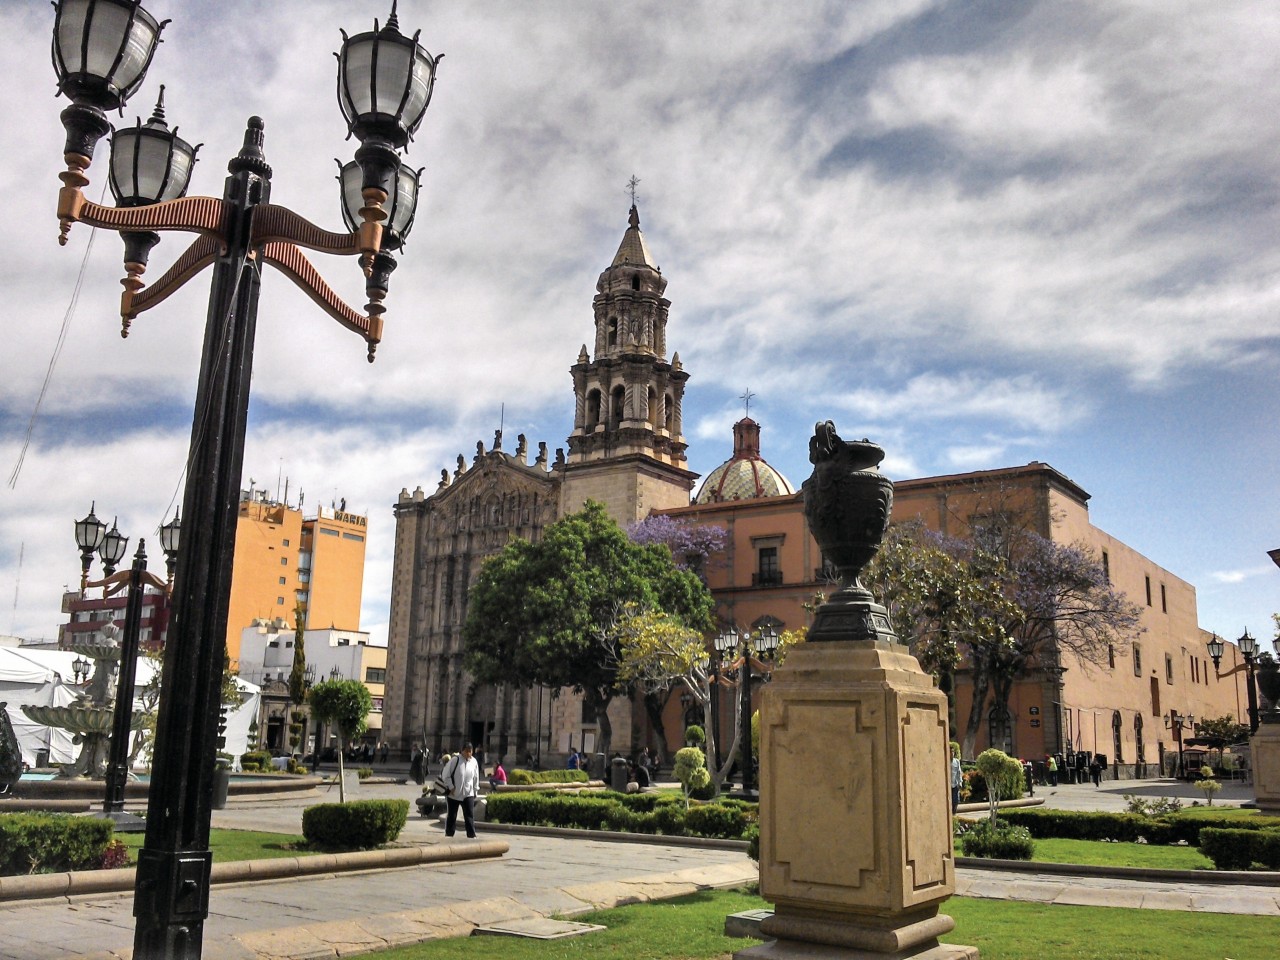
[561,204,697,524]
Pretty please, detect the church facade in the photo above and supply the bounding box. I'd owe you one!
[380,206,697,760]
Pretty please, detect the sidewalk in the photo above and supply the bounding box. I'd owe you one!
[0,778,1275,960]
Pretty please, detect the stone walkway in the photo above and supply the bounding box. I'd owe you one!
[0,777,1274,960]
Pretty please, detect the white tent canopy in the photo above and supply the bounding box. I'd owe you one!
[0,647,258,768]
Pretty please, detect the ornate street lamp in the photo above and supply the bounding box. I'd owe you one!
[51,0,166,187]
[47,3,441,955]
[72,655,91,684]
[159,509,181,585]
[98,518,129,577]
[1208,631,1261,734]
[74,502,107,592]
[108,87,200,301]
[329,665,342,681]
[713,628,736,783]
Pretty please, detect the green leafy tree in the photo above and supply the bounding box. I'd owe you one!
[308,679,373,802]
[865,522,1020,750]
[1195,714,1248,747]
[464,501,713,757]
[611,604,714,771]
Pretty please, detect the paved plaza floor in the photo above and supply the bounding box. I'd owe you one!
[0,775,1274,960]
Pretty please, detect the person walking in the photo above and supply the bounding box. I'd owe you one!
[1089,754,1102,787]
[409,743,424,785]
[1046,754,1058,787]
[950,744,963,812]
[441,742,481,839]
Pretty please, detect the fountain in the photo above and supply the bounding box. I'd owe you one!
[21,624,148,779]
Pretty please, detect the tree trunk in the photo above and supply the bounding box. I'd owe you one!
[937,663,957,748]
[586,689,614,758]
[642,690,670,764]
[963,660,990,760]
[336,735,346,803]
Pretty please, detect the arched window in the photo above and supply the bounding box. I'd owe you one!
[1134,713,1145,766]
[647,386,658,428]
[664,392,675,433]
[631,274,640,291]
[585,389,601,430]
[607,317,618,348]
[610,385,626,427]
[1112,710,1124,765]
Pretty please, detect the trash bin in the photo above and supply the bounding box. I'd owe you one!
[34,748,49,769]
[610,756,630,791]
[212,765,231,809]
[588,753,606,781]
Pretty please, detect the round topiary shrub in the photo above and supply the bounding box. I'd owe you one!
[301,799,409,849]
[959,818,1035,860]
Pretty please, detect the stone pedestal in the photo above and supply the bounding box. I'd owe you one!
[1251,719,1280,815]
[736,639,976,960]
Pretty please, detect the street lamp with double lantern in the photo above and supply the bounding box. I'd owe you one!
[47,2,440,955]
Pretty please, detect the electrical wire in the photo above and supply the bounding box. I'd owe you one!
[6,182,108,489]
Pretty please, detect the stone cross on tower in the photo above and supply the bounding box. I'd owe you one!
[740,387,756,418]
[626,175,641,206]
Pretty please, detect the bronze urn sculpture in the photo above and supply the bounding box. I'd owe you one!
[802,420,898,644]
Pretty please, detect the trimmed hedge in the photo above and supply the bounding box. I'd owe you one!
[1199,827,1280,870]
[240,750,273,772]
[301,799,409,849]
[0,813,114,875]
[484,788,755,839]
[685,803,747,839]
[960,818,1034,860]
[998,808,1280,846]
[507,768,590,786]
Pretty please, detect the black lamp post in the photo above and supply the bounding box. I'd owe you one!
[76,512,175,830]
[72,655,91,684]
[1207,631,1261,735]
[727,624,779,797]
[712,629,735,772]
[1164,711,1195,778]
[48,3,439,956]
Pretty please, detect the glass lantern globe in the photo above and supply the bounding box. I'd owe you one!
[52,0,165,112]
[337,159,421,250]
[74,502,107,553]
[109,88,199,206]
[98,518,129,571]
[336,5,440,149]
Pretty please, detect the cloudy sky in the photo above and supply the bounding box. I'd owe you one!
[2,1,1277,654]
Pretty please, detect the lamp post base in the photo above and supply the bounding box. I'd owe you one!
[98,809,147,833]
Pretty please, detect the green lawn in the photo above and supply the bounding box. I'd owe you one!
[361,888,1280,960]
[1028,837,1212,870]
[117,829,310,864]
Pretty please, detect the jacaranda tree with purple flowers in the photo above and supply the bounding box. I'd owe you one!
[627,514,728,583]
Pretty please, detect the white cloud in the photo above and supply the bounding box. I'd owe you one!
[3,0,1279,661]
[836,373,1081,432]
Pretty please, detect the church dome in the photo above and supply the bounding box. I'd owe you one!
[694,418,795,504]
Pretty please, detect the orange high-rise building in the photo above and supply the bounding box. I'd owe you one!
[224,491,367,668]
